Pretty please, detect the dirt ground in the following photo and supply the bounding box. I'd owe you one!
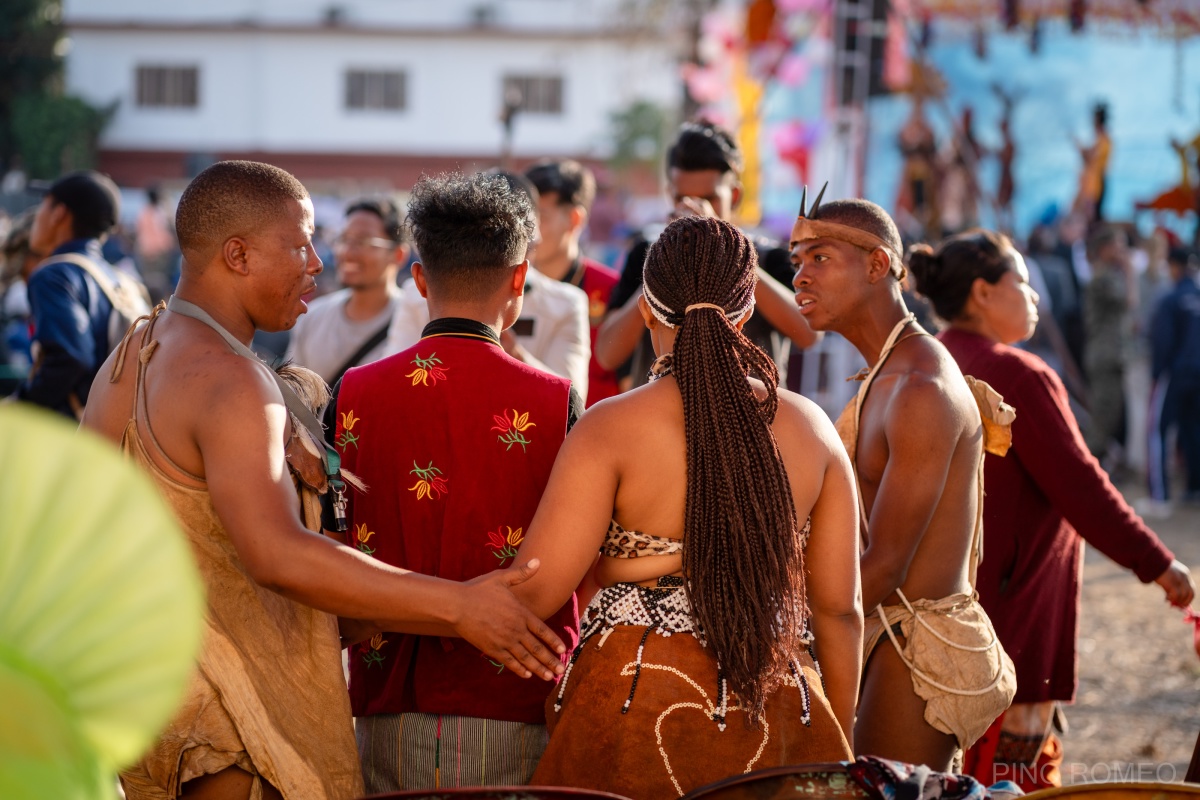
[1059,484,1200,785]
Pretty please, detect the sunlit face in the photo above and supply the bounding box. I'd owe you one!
[790,236,873,333]
[249,196,323,332]
[334,210,398,290]
[668,168,737,221]
[533,193,574,267]
[983,250,1040,345]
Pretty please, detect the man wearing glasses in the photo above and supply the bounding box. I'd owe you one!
[287,198,408,384]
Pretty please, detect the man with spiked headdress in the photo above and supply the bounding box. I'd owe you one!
[790,186,1016,771]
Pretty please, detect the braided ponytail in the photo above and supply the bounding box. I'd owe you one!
[643,216,808,720]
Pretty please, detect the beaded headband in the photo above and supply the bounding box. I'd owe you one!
[642,280,753,330]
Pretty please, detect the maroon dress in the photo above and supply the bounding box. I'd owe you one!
[939,327,1173,706]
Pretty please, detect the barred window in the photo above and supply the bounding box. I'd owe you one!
[502,75,564,115]
[136,66,199,108]
[345,70,407,111]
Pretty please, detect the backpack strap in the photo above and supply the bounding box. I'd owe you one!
[47,252,150,313]
[46,252,121,308]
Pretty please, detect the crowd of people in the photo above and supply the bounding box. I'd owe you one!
[2,117,1199,800]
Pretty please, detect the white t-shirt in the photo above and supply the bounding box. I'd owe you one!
[287,285,401,384]
[384,268,590,398]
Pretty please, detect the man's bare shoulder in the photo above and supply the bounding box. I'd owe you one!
[873,337,974,429]
[134,322,286,436]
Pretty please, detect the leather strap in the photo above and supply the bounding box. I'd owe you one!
[166,295,339,478]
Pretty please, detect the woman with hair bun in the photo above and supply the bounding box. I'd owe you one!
[512,215,860,797]
[910,229,1194,792]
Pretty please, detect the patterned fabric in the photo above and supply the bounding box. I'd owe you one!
[601,518,812,559]
[600,520,684,558]
[556,578,814,726]
[356,712,547,793]
[575,577,697,644]
[848,755,987,800]
[337,334,578,725]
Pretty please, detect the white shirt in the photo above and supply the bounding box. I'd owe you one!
[384,268,590,398]
[287,285,401,384]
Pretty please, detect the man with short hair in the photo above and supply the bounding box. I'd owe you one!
[385,171,590,396]
[596,120,818,387]
[15,170,142,417]
[332,172,581,792]
[287,197,407,384]
[81,160,566,800]
[791,195,1015,770]
[525,159,621,405]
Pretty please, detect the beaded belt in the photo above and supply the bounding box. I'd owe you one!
[555,578,819,731]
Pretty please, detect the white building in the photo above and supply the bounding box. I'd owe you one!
[62,0,683,189]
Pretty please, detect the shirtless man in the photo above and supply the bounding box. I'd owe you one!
[82,161,565,800]
[790,194,1014,770]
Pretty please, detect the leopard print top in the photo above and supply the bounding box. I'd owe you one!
[600,517,812,559]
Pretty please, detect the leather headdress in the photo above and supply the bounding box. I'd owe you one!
[789,182,905,278]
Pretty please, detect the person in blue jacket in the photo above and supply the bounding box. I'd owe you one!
[1150,247,1200,503]
[14,171,122,418]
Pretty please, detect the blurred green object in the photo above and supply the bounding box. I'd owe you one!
[0,404,205,799]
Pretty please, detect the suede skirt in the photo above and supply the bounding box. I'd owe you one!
[532,624,852,799]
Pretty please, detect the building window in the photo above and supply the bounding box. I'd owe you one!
[345,70,407,111]
[136,66,199,108]
[502,75,563,115]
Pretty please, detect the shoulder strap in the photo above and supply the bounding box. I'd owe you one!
[166,295,339,479]
[329,321,391,386]
[48,252,121,306]
[50,252,151,314]
[847,314,919,537]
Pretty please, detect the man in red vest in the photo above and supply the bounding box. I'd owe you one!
[331,172,582,793]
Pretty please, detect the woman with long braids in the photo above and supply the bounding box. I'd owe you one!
[511,216,860,797]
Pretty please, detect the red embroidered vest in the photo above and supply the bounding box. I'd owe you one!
[335,333,577,723]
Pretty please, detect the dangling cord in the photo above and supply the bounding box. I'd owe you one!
[789,661,813,727]
[623,626,655,714]
[553,638,588,713]
[110,301,165,382]
[806,628,826,694]
[714,666,728,731]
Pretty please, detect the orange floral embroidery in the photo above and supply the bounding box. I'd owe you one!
[485,524,524,566]
[490,409,536,452]
[408,460,448,500]
[336,409,360,450]
[588,289,607,323]
[354,523,376,555]
[363,632,388,668]
[405,353,448,387]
